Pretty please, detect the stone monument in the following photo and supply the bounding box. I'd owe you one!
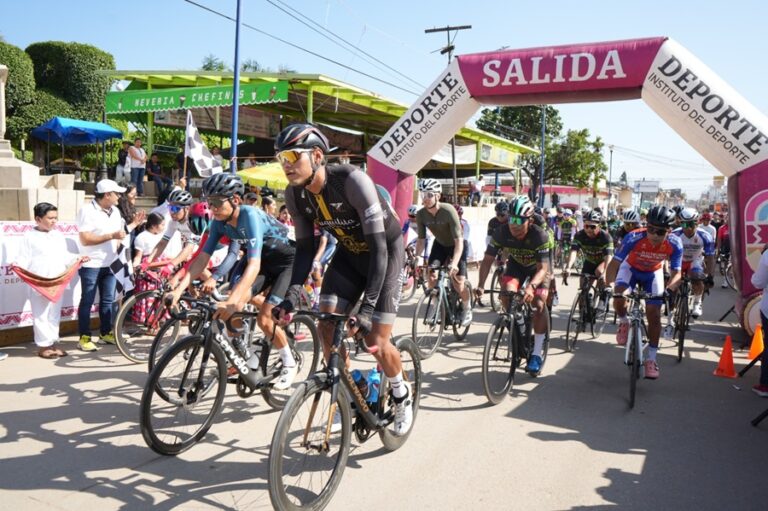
[0,64,40,176]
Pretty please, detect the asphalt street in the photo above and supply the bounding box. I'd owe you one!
[1,269,765,510]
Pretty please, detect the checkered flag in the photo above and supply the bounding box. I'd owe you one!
[185,110,223,177]
[110,239,134,298]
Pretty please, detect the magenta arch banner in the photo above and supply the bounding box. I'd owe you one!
[367,37,768,332]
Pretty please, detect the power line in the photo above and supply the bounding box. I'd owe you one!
[267,0,425,90]
[181,0,420,96]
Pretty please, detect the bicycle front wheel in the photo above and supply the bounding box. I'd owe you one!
[399,263,418,303]
[412,291,445,359]
[452,281,475,341]
[628,323,641,409]
[725,262,736,290]
[675,295,689,363]
[565,292,585,352]
[268,378,352,511]
[115,289,173,364]
[482,316,515,404]
[140,335,227,455]
[489,267,503,313]
[262,316,321,409]
[379,336,422,451]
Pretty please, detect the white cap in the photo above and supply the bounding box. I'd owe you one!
[96,179,127,194]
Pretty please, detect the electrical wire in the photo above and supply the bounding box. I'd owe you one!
[181,0,421,96]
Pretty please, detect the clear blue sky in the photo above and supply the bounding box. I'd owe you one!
[3,0,766,197]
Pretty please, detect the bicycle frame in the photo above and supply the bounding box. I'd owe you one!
[622,292,650,367]
[431,266,462,324]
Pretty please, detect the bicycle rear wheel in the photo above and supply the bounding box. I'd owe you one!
[725,262,736,290]
[262,316,321,409]
[268,378,352,511]
[565,292,585,352]
[399,263,418,303]
[452,281,475,341]
[592,290,609,338]
[628,323,641,409]
[115,290,173,364]
[489,267,503,312]
[379,336,422,451]
[140,335,227,455]
[482,316,515,404]
[412,292,445,359]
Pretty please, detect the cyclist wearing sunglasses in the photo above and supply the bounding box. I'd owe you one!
[477,195,553,375]
[414,178,473,326]
[614,210,642,250]
[147,188,199,272]
[272,123,414,436]
[564,210,614,304]
[165,172,300,390]
[606,205,683,379]
[487,200,509,245]
[670,208,715,318]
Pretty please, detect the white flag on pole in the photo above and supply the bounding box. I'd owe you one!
[184,110,223,177]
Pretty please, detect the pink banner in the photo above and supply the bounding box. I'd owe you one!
[457,37,666,105]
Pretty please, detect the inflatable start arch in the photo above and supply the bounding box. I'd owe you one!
[366,37,768,333]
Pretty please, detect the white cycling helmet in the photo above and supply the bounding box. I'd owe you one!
[418,178,442,194]
[622,210,641,223]
[678,207,700,223]
[563,208,573,217]
[408,205,419,217]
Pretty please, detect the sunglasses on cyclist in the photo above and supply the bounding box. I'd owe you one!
[275,148,313,165]
[207,196,230,209]
[584,224,599,230]
[168,204,185,214]
[647,226,668,236]
[681,221,697,228]
[508,216,527,225]
[421,192,437,199]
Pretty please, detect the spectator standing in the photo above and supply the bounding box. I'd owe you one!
[131,212,168,325]
[241,152,257,169]
[117,183,145,255]
[749,246,768,397]
[700,212,718,241]
[243,192,259,206]
[116,141,131,184]
[468,175,485,206]
[129,138,148,196]
[16,203,85,358]
[76,179,143,352]
[146,153,173,198]
[262,196,277,218]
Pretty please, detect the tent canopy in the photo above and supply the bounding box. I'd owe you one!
[30,117,123,146]
[237,162,289,188]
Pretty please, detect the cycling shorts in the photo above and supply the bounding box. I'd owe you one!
[428,241,468,277]
[682,258,705,276]
[501,268,549,299]
[615,259,664,306]
[319,240,404,325]
[232,246,294,306]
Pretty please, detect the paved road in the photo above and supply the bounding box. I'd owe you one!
[1,270,766,510]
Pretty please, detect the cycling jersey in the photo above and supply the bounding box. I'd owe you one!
[486,223,552,276]
[614,228,683,272]
[202,205,293,260]
[161,218,200,246]
[557,218,578,241]
[285,164,403,323]
[416,203,462,247]
[487,216,504,237]
[573,229,614,266]
[670,227,715,263]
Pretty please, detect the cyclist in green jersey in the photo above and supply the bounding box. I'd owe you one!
[564,209,614,307]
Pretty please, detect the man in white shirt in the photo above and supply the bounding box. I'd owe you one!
[76,179,141,352]
[129,137,147,196]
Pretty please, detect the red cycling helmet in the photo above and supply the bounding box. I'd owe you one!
[189,201,213,236]
[701,212,712,221]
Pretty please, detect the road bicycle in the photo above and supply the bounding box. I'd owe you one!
[400,244,428,303]
[488,257,504,312]
[411,265,475,359]
[616,288,657,409]
[563,272,610,352]
[268,310,421,511]
[139,298,320,456]
[481,280,551,405]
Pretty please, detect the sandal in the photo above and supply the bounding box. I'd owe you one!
[38,347,67,359]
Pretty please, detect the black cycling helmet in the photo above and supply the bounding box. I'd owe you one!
[274,123,330,153]
[495,200,509,215]
[646,205,676,228]
[202,172,245,198]
[167,188,193,206]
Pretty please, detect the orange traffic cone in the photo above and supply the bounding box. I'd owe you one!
[748,325,764,361]
[713,335,737,379]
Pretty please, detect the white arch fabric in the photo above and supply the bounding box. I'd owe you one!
[367,36,768,331]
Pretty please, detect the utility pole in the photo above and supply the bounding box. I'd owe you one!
[425,24,471,204]
[607,144,614,212]
[230,0,243,173]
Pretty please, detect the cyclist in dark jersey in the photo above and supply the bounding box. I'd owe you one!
[476,195,552,375]
[614,210,641,250]
[487,200,509,244]
[564,209,614,307]
[165,172,300,390]
[271,123,413,436]
[414,178,472,326]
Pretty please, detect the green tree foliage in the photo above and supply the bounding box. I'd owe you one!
[241,59,263,72]
[201,54,229,71]
[25,41,115,120]
[5,88,74,141]
[476,105,563,147]
[0,41,36,115]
